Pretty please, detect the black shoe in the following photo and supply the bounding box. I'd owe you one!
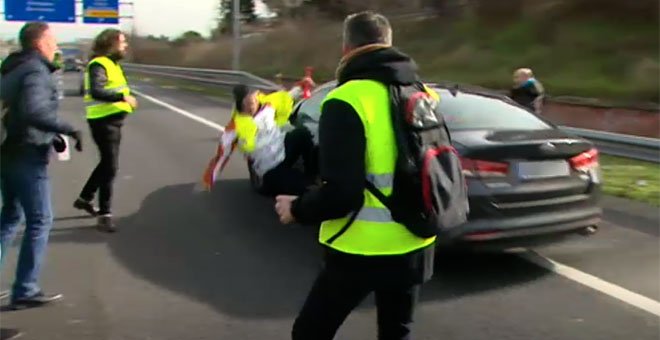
[73,198,98,217]
[10,292,63,310]
[97,215,116,233]
[0,328,23,340]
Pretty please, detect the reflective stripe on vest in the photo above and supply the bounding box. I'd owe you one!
[319,80,436,256]
[84,56,133,119]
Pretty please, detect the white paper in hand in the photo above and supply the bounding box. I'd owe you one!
[56,135,71,162]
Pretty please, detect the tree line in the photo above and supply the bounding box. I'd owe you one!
[148,0,658,44]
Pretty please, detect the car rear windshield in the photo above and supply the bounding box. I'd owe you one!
[297,85,552,132]
[434,89,551,131]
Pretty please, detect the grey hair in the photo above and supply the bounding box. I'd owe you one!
[342,11,392,49]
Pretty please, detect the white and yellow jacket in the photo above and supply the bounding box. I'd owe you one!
[201,86,306,189]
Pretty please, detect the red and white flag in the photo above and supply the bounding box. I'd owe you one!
[201,118,237,191]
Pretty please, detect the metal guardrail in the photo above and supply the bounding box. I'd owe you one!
[124,63,660,163]
[560,127,660,163]
[123,63,281,92]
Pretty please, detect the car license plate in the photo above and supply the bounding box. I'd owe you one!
[517,160,570,180]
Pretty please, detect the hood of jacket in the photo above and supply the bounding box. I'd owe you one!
[336,45,419,86]
[1,49,56,76]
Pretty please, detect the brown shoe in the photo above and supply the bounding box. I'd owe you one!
[97,215,116,233]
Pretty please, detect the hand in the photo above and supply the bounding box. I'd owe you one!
[275,195,298,224]
[70,130,83,152]
[299,76,316,89]
[52,134,66,153]
[124,95,138,109]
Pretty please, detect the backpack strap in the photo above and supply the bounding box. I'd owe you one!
[325,205,362,244]
[365,180,390,209]
[326,181,389,245]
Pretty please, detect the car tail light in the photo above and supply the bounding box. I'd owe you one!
[569,148,599,172]
[460,157,509,178]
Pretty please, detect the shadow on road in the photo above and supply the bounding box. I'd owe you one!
[48,179,550,319]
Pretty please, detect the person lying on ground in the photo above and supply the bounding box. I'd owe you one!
[202,79,317,195]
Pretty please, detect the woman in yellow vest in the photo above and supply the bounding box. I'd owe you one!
[73,29,138,232]
[275,12,436,340]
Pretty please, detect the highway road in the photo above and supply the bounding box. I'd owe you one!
[1,74,658,340]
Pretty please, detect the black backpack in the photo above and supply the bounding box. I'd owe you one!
[367,83,469,239]
[325,82,469,245]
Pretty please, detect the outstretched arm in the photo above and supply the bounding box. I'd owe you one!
[202,120,238,190]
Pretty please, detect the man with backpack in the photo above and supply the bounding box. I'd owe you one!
[275,11,467,340]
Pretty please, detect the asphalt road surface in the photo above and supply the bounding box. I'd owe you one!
[1,74,658,340]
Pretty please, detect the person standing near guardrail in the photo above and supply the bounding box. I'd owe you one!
[73,29,138,232]
[510,68,545,114]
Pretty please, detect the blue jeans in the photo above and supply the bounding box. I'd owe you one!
[0,157,53,300]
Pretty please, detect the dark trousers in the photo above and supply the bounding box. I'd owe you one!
[292,267,420,340]
[79,115,124,215]
[263,126,317,196]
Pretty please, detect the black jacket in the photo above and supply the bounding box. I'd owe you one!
[292,47,420,224]
[510,80,544,112]
[88,55,126,103]
[0,50,76,162]
[291,47,433,285]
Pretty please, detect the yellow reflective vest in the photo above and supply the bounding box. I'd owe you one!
[84,56,133,119]
[319,80,437,256]
[232,90,296,154]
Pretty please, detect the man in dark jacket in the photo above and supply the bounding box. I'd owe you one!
[0,22,82,310]
[275,11,435,340]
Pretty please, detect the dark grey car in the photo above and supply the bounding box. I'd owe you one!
[252,82,603,249]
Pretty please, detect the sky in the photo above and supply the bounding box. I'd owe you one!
[0,0,271,42]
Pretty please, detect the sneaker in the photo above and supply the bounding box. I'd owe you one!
[0,328,23,340]
[97,215,116,233]
[73,198,99,217]
[10,292,63,311]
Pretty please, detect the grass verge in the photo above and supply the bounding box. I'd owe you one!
[132,15,659,104]
[600,155,659,206]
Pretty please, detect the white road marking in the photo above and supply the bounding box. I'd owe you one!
[133,89,225,132]
[134,87,660,318]
[522,250,660,317]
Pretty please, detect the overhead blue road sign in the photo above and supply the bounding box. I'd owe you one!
[5,0,76,23]
[83,0,119,24]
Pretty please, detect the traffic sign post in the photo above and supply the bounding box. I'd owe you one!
[83,0,119,24]
[4,0,76,23]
